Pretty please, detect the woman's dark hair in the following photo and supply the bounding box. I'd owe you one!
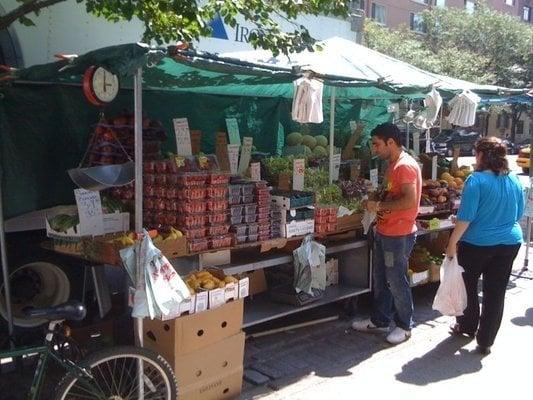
[371,123,402,146]
[474,137,509,175]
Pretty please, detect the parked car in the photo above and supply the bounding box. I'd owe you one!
[517,145,530,174]
[433,129,481,156]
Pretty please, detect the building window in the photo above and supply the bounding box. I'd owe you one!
[497,113,511,129]
[410,13,427,33]
[435,0,446,7]
[523,6,531,22]
[371,3,387,25]
[517,120,524,135]
[464,1,475,13]
[349,0,365,11]
[505,0,514,6]
[411,0,432,4]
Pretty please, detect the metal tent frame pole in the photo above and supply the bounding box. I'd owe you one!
[133,67,145,398]
[0,169,14,345]
[328,86,337,184]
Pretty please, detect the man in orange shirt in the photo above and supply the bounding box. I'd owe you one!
[353,123,422,344]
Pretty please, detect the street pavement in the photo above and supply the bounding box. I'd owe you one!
[239,243,532,399]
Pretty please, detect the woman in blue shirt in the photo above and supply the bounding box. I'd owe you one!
[446,137,524,355]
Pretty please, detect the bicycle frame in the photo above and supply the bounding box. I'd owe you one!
[0,321,99,400]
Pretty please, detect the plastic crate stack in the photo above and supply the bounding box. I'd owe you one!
[270,204,282,239]
[229,181,270,244]
[314,206,338,234]
[255,181,271,241]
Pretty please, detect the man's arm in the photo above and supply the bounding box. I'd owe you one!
[366,182,417,213]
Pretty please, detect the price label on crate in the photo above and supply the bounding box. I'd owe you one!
[74,189,104,235]
[431,155,438,181]
[173,118,193,156]
[238,137,253,175]
[251,162,261,181]
[227,144,240,175]
[370,168,378,190]
[225,118,241,146]
[293,158,305,190]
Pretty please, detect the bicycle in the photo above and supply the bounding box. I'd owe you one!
[0,301,178,399]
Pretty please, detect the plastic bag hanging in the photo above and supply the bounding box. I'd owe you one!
[293,234,326,295]
[291,75,324,124]
[432,256,468,316]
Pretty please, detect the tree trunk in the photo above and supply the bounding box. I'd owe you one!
[510,105,523,143]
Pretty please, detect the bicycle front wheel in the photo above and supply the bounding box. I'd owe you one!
[55,345,177,400]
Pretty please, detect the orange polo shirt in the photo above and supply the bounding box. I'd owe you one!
[377,151,422,236]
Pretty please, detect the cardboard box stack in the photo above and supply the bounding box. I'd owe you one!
[143,299,246,400]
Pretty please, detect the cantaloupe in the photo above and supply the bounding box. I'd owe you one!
[287,132,303,146]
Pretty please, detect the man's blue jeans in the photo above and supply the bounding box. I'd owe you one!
[370,231,416,331]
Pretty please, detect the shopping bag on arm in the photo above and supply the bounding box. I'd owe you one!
[432,256,468,316]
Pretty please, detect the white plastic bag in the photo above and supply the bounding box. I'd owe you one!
[432,256,468,316]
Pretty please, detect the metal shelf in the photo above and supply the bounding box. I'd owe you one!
[220,239,367,275]
[243,285,370,328]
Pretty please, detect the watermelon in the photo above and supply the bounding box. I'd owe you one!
[315,135,328,147]
[313,145,328,157]
[286,132,303,146]
[302,135,317,150]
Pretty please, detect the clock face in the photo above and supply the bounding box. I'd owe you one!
[91,67,119,104]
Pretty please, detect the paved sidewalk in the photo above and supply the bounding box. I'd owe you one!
[240,243,533,399]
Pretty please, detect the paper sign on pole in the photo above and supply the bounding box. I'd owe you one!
[387,103,399,113]
[251,162,261,181]
[370,168,378,190]
[227,144,240,175]
[413,131,420,155]
[238,137,253,175]
[349,120,358,132]
[215,132,230,172]
[331,154,341,181]
[225,118,241,146]
[525,180,533,217]
[173,118,192,156]
[74,189,104,236]
[431,156,438,181]
[425,129,431,154]
[293,159,305,190]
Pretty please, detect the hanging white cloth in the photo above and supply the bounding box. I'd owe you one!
[447,90,480,127]
[292,77,324,124]
[414,87,443,130]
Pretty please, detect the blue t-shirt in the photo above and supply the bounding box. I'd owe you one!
[457,171,524,246]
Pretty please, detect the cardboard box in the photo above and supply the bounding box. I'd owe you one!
[143,299,243,356]
[283,219,315,238]
[325,258,339,286]
[336,213,363,231]
[171,332,245,387]
[46,207,130,240]
[155,236,188,259]
[179,366,244,400]
[242,269,268,296]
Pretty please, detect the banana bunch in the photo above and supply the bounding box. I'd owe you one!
[106,232,136,247]
[185,270,239,294]
[164,227,183,241]
[48,214,80,233]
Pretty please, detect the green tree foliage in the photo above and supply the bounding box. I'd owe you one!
[0,0,349,55]
[364,1,532,88]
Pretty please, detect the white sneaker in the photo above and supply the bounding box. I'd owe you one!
[386,327,411,344]
[352,318,389,333]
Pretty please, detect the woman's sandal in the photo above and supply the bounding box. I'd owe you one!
[449,323,475,338]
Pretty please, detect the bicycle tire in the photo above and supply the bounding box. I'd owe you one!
[54,345,178,400]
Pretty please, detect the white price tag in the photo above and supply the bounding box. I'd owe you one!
[425,129,431,154]
[173,118,192,156]
[208,288,226,309]
[250,162,261,181]
[370,168,378,190]
[293,159,305,190]
[413,131,420,155]
[432,156,438,181]
[238,137,253,175]
[349,120,357,132]
[227,144,240,175]
[331,154,341,181]
[74,189,104,235]
[226,118,241,146]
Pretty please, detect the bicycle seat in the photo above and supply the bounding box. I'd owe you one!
[23,301,87,322]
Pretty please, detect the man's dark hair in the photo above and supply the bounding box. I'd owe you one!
[371,123,402,146]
